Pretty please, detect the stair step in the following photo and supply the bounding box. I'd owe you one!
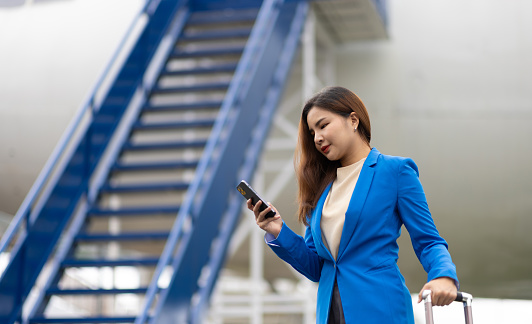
[161,63,237,76]
[76,231,170,242]
[171,45,244,58]
[188,10,258,25]
[61,258,159,268]
[132,118,215,131]
[181,27,252,41]
[123,139,207,151]
[142,100,222,112]
[29,316,137,323]
[100,182,189,193]
[112,160,199,172]
[47,287,148,295]
[88,205,180,217]
[151,81,229,94]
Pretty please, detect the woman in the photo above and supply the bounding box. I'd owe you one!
[247,86,458,323]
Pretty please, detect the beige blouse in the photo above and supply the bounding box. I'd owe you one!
[321,158,366,260]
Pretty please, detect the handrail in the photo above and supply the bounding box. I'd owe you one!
[190,3,309,320]
[0,0,155,257]
[135,1,281,322]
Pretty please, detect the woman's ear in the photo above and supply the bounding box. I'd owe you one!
[350,112,359,129]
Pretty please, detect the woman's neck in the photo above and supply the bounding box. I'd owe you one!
[340,144,371,167]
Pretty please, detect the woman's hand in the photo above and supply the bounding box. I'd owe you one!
[417,277,457,306]
[247,199,283,238]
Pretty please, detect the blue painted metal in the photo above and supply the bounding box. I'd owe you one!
[88,205,181,217]
[190,0,263,11]
[187,8,258,24]
[75,231,170,241]
[181,27,252,41]
[184,25,251,36]
[0,0,189,322]
[190,2,309,322]
[122,139,208,151]
[142,100,222,112]
[151,81,230,93]
[24,200,92,323]
[135,2,273,323]
[133,119,215,130]
[162,63,238,75]
[0,0,367,322]
[132,0,309,323]
[46,287,149,295]
[100,182,189,193]
[25,2,254,322]
[61,258,159,267]
[112,160,199,172]
[171,45,245,58]
[0,1,149,259]
[29,317,138,324]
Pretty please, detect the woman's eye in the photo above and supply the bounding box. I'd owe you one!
[321,123,328,129]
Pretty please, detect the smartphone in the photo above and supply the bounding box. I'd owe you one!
[236,180,276,218]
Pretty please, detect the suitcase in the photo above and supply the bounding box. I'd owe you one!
[422,290,473,324]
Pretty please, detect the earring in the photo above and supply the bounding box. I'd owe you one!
[354,127,357,132]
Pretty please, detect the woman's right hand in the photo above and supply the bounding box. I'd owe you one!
[247,199,283,238]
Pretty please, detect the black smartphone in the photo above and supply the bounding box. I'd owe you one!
[236,180,276,218]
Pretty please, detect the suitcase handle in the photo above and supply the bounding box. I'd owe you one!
[422,290,473,324]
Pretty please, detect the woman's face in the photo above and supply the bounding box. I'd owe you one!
[306,106,359,166]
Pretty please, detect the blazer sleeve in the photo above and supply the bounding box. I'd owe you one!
[265,222,324,282]
[397,158,459,287]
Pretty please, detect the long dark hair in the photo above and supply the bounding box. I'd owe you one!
[294,86,371,225]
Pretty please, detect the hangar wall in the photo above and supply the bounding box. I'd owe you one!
[334,0,532,298]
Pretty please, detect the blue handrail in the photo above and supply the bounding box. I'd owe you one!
[1,0,189,321]
[135,1,280,322]
[189,2,309,321]
[0,0,152,257]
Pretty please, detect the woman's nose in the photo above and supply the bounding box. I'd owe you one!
[314,133,323,144]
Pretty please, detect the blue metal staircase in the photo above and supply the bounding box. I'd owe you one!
[0,0,308,323]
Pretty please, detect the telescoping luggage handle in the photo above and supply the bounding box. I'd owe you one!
[422,290,473,324]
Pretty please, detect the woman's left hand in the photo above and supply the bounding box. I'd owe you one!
[417,277,457,306]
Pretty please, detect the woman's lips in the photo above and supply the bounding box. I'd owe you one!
[321,145,330,153]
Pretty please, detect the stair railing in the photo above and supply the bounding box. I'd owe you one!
[135,0,286,322]
[0,1,156,260]
[0,1,187,323]
[190,2,309,321]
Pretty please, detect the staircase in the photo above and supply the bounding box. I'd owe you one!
[0,0,308,323]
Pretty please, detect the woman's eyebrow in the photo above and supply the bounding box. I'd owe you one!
[314,117,326,128]
[308,117,326,133]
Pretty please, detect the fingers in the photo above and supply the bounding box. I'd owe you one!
[254,202,278,224]
[247,200,268,219]
[246,199,254,211]
[246,199,282,237]
[432,290,456,306]
[254,201,274,222]
[247,199,266,219]
[419,281,457,306]
[251,200,263,218]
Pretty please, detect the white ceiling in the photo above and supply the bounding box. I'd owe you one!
[313,0,387,43]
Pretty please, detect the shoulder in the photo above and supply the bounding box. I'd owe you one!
[371,149,419,175]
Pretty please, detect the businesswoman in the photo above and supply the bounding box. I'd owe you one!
[247,86,459,323]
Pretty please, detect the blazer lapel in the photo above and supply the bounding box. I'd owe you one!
[336,148,380,261]
[311,182,334,260]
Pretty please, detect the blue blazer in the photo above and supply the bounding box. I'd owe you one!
[267,148,458,323]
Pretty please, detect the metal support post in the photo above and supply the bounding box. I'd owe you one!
[302,8,317,101]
